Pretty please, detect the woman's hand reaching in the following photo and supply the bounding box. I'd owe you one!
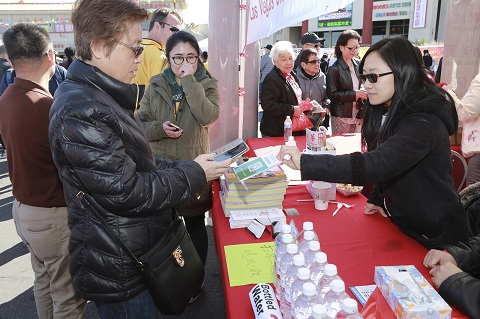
[277,145,301,170]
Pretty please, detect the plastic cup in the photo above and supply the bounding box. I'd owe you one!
[311,181,331,210]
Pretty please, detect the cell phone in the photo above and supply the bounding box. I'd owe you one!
[168,123,181,131]
[210,138,250,162]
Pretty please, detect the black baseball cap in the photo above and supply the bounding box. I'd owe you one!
[301,32,325,45]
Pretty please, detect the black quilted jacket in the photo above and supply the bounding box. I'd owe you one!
[48,60,206,301]
[441,237,480,319]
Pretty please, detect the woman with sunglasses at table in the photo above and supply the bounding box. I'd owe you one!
[326,29,368,134]
[137,31,219,280]
[279,37,471,250]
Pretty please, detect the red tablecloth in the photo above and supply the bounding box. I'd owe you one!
[211,136,468,319]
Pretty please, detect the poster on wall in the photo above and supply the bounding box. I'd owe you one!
[412,0,427,28]
[317,4,353,28]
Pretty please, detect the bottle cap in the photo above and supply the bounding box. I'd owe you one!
[302,282,316,296]
[303,230,315,241]
[281,224,292,234]
[315,252,327,264]
[297,267,310,280]
[330,279,345,293]
[282,233,293,244]
[303,221,313,231]
[293,254,305,266]
[341,298,358,314]
[312,304,327,318]
[286,243,298,254]
[324,264,337,276]
[308,241,320,251]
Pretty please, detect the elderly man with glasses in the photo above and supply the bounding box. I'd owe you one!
[131,7,183,92]
[294,32,325,69]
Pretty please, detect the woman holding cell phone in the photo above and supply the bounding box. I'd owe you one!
[137,31,219,295]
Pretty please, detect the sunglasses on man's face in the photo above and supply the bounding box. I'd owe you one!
[115,40,145,58]
[358,72,393,84]
[160,22,180,32]
[306,59,321,64]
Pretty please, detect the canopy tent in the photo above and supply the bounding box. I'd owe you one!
[208,0,357,149]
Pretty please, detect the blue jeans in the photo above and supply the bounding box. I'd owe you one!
[95,289,159,319]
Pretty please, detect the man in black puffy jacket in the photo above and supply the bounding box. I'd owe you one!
[48,0,231,317]
[424,238,480,319]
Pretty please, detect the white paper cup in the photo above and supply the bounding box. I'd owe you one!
[311,181,331,211]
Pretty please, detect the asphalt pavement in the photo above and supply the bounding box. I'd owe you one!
[0,157,227,319]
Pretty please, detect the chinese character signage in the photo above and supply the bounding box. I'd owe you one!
[413,0,427,28]
[317,4,352,28]
[372,1,411,21]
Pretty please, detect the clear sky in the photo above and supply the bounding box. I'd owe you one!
[183,0,209,25]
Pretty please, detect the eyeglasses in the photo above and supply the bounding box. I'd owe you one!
[114,40,145,58]
[305,43,320,49]
[171,55,198,65]
[358,72,393,84]
[344,45,360,52]
[306,59,321,64]
[160,22,180,32]
[45,49,58,56]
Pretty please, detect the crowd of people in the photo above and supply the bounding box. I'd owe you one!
[0,0,479,317]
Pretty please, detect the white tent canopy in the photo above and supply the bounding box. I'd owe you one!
[198,38,208,52]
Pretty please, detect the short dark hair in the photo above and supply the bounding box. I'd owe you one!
[166,31,201,59]
[201,51,208,60]
[71,0,148,61]
[64,46,75,58]
[334,29,361,58]
[148,8,183,32]
[2,23,51,67]
[298,48,318,64]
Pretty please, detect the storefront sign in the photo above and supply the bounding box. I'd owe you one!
[317,4,352,28]
[413,0,427,28]
[372,0,411,21]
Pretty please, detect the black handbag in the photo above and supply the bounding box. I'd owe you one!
[77,191,205,315]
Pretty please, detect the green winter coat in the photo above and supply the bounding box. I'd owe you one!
[137,69,219,161]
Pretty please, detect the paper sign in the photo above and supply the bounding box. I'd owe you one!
[233,152,281,182]
[224,242,275,287]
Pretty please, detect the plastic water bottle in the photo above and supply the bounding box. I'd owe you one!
[275,224,293,247]
[297,221,319,244]
[322,280,349,319]
[284,116,292,142]
[281,254,306,318]
[292,282,318,319]
[304,241,321,267]
[290,268,315,307]
[275,234,294,296]
[334,298,363,319]
[310,252,328,286]
[309,304,327,319]
[317,264,342,300]
[277,243,298,301]
[298,231,316,255]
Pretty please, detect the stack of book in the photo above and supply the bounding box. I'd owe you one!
[219,165,288,218]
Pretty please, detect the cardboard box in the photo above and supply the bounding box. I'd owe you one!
[374,265,451,319]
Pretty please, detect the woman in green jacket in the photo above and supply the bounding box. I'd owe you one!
[137,31,219,283]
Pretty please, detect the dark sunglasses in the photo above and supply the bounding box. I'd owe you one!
[345,45,360,52]
[306,59,321,64]
[160,22,180,32]
[358,72,393,84]
[115,40,145,58]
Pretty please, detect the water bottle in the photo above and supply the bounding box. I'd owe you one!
[281,254,306,318]
[292,282,318,319]
[275,224,293,247]
[310,252,328,286]
[317,264,342,300]
[322,280,349,319]
[277,243,298,301]
[298,231,315,255]
[309,304,327,319]
[274,233,294,296]
[297,221,319,244]
[304,240,321,267]
[284,116,292,142]
[334,298,363,319]
[290,268,315,308]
